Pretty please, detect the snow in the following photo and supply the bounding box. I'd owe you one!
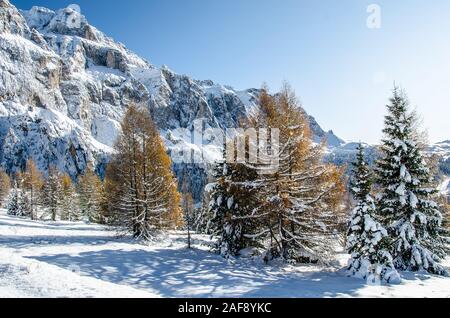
[0,210,449,298]
[439,177,450,197]
[410,192,419,209]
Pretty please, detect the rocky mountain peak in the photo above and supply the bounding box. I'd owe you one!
[0,0,30,36]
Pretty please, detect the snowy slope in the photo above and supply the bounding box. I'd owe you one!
[0,210,449,298]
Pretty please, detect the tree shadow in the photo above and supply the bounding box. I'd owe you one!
[0,235,121,249]
[29,248,371,298]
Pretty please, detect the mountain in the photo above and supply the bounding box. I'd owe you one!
[0,0,344,199]
[325,140,450,181]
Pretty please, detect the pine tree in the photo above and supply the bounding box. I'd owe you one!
[0,169,10,207]
[77,166,104,223]
[347,144,400,284]
[376,88,448,275]
[206,151,260,258]
[7,180,20,216]
[252,85,345,263]
[22,160,43,220]
[41,166,62,221]
[8,178,31,218]
[60,174,80,221]
[105,104,182,240]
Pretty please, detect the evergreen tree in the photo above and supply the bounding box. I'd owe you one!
[60,174,80,221]
[17,188,31,218]
[347,144,400,283]
[194,188,214,234]
[105,104,182,240]
[7,181,20,216]
[181,172,194,249]
[206,151,260,258]
[41,166,62,221]
[77,166,104,223]
[376,88,448,275]
[8,178,31,218]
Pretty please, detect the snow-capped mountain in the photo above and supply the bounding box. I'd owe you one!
[325,140,450,182]
[428,140,450,161]
[0,0,344,198]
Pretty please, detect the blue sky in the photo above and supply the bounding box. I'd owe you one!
[13,0,450,143]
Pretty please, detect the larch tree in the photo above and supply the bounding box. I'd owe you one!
[347,144,400,284]
[376,88,448,275]
[105,104,182,240]
[252,85,345,263]
[22,159,43,220]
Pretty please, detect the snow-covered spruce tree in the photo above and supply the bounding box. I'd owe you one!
[60,174,80,221]
[8,175,32,218]
[251,85,345,263]
[376,88,448,275]
[105,104,182,240]
[8,182,31,218]
[41,166,62,221]
[347,144,400,283]
[77,166,104,223]
[206,147,261,258]
[7,181,20,216]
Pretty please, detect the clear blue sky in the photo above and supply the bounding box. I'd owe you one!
[13,0,450,144]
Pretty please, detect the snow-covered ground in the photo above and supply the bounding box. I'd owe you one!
[0,210,448,298]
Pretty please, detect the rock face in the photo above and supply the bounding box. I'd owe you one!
[0,1,345,199]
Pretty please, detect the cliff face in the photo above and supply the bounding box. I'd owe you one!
[0,1,344,199]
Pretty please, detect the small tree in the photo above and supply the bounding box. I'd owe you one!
[7,178,31,218]
[207,143,262,258]
[347,144,400,284]
[22,160,43,220]
[7,181,20,216]
[60,174,80,221]
[41,166,62,221]
[77,166,104,223]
